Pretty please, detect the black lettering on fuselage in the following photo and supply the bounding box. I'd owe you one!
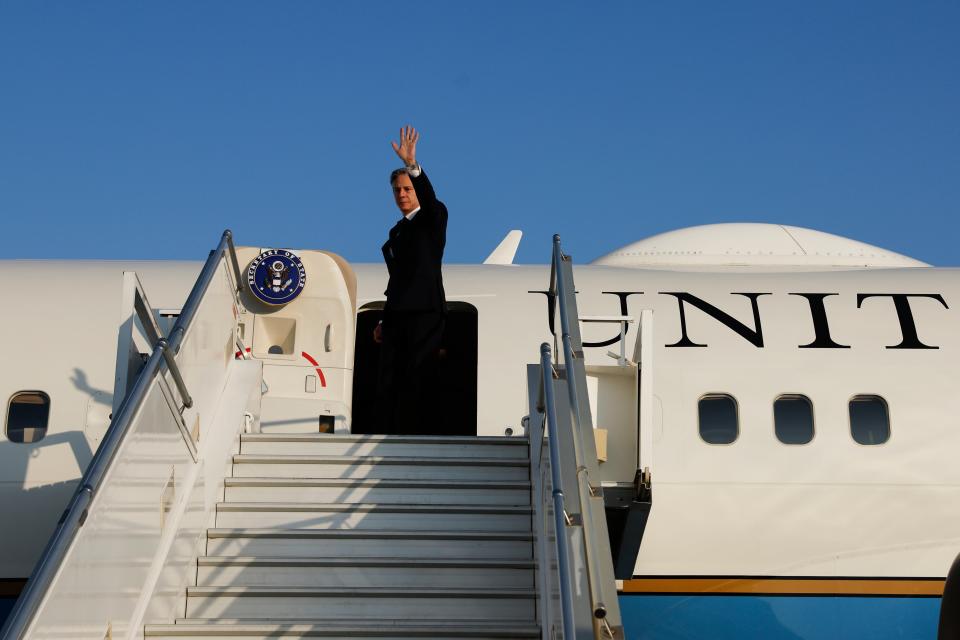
[582,292,644,347]
[527,290,644,347]
[789,293,850,349]
[857,293,949,349]
[662,292,771,348]
[528,288,950,351]
[528,290,557,336]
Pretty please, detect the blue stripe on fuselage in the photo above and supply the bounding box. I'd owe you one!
[619,594,940,639]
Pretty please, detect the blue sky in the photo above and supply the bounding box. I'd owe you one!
[1,2,958,265]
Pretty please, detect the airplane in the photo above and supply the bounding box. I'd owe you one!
[0,222,957,639]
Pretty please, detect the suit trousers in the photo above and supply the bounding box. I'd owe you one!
[375,310,446,434]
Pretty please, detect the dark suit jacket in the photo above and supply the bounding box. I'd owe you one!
[381,170,447,313]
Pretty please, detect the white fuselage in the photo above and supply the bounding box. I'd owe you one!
[1,258,958,582]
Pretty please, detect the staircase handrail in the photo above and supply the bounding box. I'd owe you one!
[0,230,243,640]
[537,343,580,639]
[534,234,622,638]
[551,234,609,621]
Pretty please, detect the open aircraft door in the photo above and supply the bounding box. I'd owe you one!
[636,308,655,497]
[583,308,654,579]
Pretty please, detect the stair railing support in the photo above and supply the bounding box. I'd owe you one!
[539,343,578,639]
[532,234,625,639]
[552,235,613,622]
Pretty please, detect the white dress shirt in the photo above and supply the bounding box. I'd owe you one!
[403,163,422,220]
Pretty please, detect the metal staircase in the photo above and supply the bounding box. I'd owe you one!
[2,231,625,640]
[144,434,540,639]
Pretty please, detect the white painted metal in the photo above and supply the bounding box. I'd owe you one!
[231,454,531,481]
[11,245,546,639]
[205,529,535,559]
[528,401,561,640]
[213,502,533,531]
[592,222,929,268]
[239,433,529,458]
[637,308,654,474]
[550,243,625,636]
[483,229,523,265]
[17,252,262,639]
[183,586,537,620]
[0,261,200,580]
[223,477,531,505]
[234,247,358,436]
[155,433,540,637]
[113,272,160,415]
[195,557,536,588]
[145,621,541,639]
[3,222,960,635]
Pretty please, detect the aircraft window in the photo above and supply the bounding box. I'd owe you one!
[849,396,890,445]
[6,391,50,444]
[774,395,814,445]
[698,395,738,445]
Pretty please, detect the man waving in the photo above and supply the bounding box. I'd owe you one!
[374,126,448,434]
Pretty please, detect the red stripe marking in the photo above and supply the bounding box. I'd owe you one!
[300,351,327,387]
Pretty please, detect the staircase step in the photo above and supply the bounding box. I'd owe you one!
[206,529,534,560]
[159,434,541,635]
[215,503,533,532]
[223,478,531,506]
[240,434,529,459]
[231,455,530,481]
[196,557,535,589]
[146,620,541,639]
[184,586,537,621]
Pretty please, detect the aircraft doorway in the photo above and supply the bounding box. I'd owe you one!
[352,302,478,436]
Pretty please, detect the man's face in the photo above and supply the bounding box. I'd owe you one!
[392,173,419,215]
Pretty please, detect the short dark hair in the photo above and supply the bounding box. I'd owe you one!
[389,168,407,185]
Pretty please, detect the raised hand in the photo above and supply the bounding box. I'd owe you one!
[391,126,419,167]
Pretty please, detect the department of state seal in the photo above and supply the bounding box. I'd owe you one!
[247,250,307,305]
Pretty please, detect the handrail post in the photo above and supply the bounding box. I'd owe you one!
[540,343,577,640]
[543,234,625,638]
[224,229,243,293]
[168,230,238,355]
[554,238,608,616]
[158,338,193,409]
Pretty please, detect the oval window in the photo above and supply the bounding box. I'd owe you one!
[6,391,50,443]
[698,395,738,445]
[849,395,889,445]
[774,395,814,445]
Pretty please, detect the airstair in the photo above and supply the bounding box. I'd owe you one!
[146,433,540,638]
[1,232,625,639]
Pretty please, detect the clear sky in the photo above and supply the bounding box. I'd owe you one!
[1,2,958,265]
